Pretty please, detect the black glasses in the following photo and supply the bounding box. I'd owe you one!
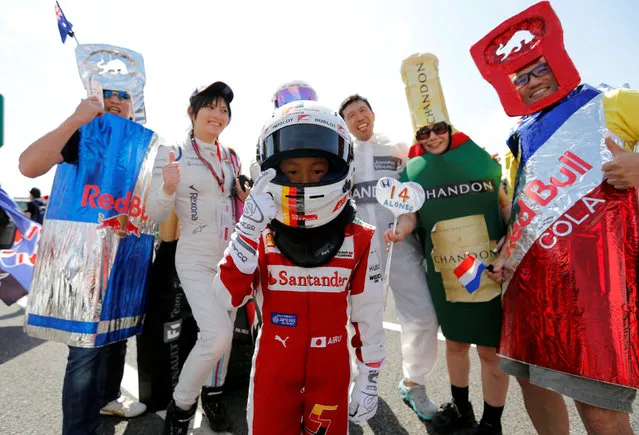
[512,63,551,87]
[103,90,131,101]
[416,122,449,141]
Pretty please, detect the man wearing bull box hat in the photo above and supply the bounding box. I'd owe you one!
[472,2,639,434]
[339,94,440,421]
[19,44,154,435]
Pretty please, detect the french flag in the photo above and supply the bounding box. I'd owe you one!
[453,254,486,294]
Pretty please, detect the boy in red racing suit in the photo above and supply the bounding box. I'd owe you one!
[213,101,386,434]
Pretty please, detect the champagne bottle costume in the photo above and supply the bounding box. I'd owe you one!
[24,44,159,347]
[402,136,505,346]
[471,1,639,398]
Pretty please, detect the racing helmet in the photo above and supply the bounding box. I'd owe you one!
[257,101,353,229]
[271,80,318,109]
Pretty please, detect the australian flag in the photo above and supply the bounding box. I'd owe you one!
[55,1,74,43]
[0,187,42,305]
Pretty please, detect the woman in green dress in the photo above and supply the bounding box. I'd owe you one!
[385,121,511,435]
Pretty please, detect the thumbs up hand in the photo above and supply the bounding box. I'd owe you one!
[162,150,181,196]
[601,136,639,190]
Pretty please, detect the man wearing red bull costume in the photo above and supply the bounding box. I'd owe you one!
[339,94,439,421]
[472,2,639,434]
[212,101,385,434]
[19,45,154,435]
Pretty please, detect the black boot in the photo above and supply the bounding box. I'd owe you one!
[201,386,232,432]
[164,399,196,435]
[430,401,478,434]
[472,420,503,435]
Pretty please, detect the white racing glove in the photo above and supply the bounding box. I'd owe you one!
[230,169,276,274]
[348,360,382,424]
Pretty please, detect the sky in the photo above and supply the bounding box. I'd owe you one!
[0,0,637,199]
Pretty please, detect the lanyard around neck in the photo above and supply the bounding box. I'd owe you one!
[190,134,225,192]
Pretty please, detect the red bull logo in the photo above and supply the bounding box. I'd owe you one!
[96,214,141,238]
[495,29,537,61]
[484,18,545,65]
[83,185,146,237]
[82,185,148,219]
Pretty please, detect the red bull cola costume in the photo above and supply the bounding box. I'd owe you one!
[213,102,386,434]
[472,1,639,393]
[24,45,159,347]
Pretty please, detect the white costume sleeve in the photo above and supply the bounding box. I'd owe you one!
[349,239,386,364]
[146,144,176,223]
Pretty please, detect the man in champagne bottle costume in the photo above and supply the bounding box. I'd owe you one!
[339,86,439,419]
[385,53,511,435]
[472,2,639,434]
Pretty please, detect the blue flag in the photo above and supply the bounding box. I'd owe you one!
[55,1,74,43]
[0,187,42,305]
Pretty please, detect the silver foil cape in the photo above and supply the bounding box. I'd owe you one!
[24,126,160,347]
[75,44,147,124]
[504,93,615,289]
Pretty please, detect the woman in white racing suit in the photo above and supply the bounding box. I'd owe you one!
[146,81,248,434]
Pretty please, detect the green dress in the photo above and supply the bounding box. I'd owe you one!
[402,138,505,347]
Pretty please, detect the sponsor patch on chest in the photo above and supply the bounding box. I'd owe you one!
[335,236,355,259]
[373,156,402,171]
[263,232,281,254]
[266,265,350,293]
[271,312,297,327]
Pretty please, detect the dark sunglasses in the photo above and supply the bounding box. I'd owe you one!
[512,63,551,87]
[103,90,131,101]
[416,122,449,140]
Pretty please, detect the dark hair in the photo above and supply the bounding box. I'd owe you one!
[189,93,232,123]
[338,94,373,119]
[30,188,41,198]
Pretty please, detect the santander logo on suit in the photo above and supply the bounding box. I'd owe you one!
[267,265,350,293]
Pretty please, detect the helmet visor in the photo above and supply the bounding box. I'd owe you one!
[273,86,318,108]
[262,124,347,162]
[260,124,350,184]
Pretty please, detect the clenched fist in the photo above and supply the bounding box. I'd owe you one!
[71,97,105,126]
[162,151,181,196]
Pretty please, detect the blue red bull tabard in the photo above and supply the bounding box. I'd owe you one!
[25,114,160,347]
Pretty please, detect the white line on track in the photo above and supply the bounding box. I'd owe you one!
[15,295,449,432]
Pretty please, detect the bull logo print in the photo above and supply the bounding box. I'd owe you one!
[496,30,535,61]
[96,58,129,75]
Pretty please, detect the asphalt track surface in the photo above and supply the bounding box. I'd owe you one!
[1,296,638,434]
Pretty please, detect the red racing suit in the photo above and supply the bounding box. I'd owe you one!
[213,219,385,434]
